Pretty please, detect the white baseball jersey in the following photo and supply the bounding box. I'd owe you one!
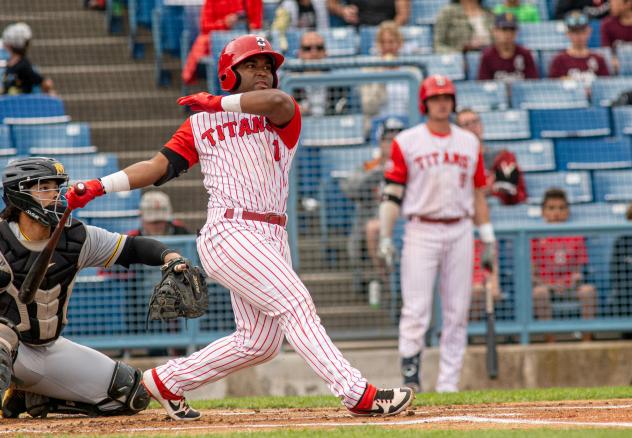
[164,103,302,217]
[384,123,486,218]
[153,101,369,409]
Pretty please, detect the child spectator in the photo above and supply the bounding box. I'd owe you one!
[327,0,410,26]
[478,12,539,80]
[1,22,54,95]
[550,10,610,80]
[531,188,596,342]
[434,0,494,53]
[601,0,632,73]
[555,0,610,20]
[493,0,541,23]
[182,0,263,85]
[361,21,410,120]
[292,31,353,115]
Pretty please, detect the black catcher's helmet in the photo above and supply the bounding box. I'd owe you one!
[2,157,69,227]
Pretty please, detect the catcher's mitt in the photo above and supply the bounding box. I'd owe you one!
[147,257,208,323]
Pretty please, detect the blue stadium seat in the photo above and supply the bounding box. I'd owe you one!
[486,139,555,172]
[85,216,142,234]
[179,5,201,69]
[419,53,465,80]
[529,107,610,138]
[455,81,508,111]
[0,125,16,157]
[359,25,432,55]
[302,115,365,147]
[484,0,549,20]
[0,95,69,124]
[524,171,593,204]
[78,190,142,220]
[616,44,632,76]
[410,0,449,25]
[592,77,632,106]
[11,123,95,156]
[272,28,302,58]
[61,153,119,183]
[490,203,543,226]
[568,202,628,224]
[465,51,481,80]
[613,106,632,136]
[321,27,359,57]
[511,79,588,109]
[480,110,530,141]
[517,21,568,51]
[593,169,632,202]
[554,136,632,170]
[210,30,248,60]
[538,47,614,77]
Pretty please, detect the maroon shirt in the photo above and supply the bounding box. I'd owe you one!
[601,16,632,48]
[549,51,610,79]
[478,45,539,80]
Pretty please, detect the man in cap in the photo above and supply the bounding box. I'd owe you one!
[478,12,539,80]
[129,191,190,237]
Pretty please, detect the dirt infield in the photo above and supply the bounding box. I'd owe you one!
[3,399,632,435]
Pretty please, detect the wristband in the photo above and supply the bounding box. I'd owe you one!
[100,170,130,194]
[221,93,243,113]
[479,223,496,243]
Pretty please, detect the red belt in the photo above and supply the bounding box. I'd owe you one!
[224,208,287,227]
[408,215,464,224]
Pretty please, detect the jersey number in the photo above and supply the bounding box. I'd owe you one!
[459,172,467,188]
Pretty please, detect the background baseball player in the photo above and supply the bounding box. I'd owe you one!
[0,157,187,418]
[377,75,496,393]
[66,34,414,421]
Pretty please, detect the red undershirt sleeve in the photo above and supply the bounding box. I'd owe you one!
[163,118,199,168]
[268,99,302,149]
[384,139,408,184]
[473,145,486,189]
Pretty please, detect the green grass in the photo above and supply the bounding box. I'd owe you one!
[176,386,632,410]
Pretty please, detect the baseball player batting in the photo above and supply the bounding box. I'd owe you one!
[377,75,496,393]
[0,157,191,418]
[66,34,414,421]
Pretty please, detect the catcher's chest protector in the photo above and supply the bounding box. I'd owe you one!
[0,220,86,344]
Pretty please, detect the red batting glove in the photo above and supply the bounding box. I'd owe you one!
[177,92,223,113]
[65,179,105,210]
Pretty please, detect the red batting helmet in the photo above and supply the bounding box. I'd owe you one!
[418,75,456,115]
[218,34,285,92]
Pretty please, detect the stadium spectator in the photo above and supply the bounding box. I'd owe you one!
[531,188,596,342]
[1,22,55,95]
[182,0,263,85]
[360,21,410,119]
[550,10,610,80]
[492,0,541,23]
[478,12,539,80]
[555,0,610,20]
[340,116,406,296]
[455,108,527,205]
[272,0,329,53]
[434,0,494,53]
[326,0,410,26]
[601,0,632,73]
[292,31,352,115]
[609,203,632,317]
[128,191,190,237]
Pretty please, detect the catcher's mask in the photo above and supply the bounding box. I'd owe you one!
[2,157,70,228]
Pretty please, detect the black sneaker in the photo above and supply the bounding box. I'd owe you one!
[2,387,26,418]
[401,354,421,393]
[142,369,201,421]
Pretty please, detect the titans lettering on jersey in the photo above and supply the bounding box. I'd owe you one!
[163,100,301,216]
[384,124,486,218]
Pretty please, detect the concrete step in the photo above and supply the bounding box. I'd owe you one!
[41,63,181,94]
[0,10,105,40]
[62,91,183,122]
[29,36,137,67]
[90,119,183,154]
[3,0,83,14]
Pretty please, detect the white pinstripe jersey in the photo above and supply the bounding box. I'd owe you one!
[384,123,486,219]
[163,101,302,216]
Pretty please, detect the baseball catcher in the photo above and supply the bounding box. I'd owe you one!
[0,157,195,418]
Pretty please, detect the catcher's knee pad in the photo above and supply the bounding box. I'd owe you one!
[105,361,150,414]
[0,318,19,393]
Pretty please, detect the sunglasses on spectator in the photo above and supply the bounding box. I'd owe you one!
[301,44,325,52]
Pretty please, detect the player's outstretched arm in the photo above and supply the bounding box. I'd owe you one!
[66,152,170,210]
[474,189,497,270]
[177,90,296,126]
[377,182,404,268]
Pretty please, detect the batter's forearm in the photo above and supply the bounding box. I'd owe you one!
[122,161,167,189]
[379,201,400,239]
[473,189,490,226]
